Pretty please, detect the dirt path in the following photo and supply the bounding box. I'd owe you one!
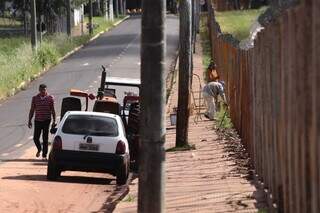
[0,145,122,213]
[114,38,267,213]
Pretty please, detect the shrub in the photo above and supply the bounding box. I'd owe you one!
[36,41,59,67]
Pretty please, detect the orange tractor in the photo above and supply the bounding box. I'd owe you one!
[60,66,141,169]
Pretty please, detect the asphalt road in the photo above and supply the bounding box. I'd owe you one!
[0,15,179,160]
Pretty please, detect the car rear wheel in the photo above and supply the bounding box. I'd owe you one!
[47,158,61,181]
[116,162,129,185]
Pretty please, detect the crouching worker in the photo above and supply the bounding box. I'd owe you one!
[202,80,227,120]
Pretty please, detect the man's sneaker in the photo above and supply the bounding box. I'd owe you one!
[36,151,41,158]
[42,156,47,161]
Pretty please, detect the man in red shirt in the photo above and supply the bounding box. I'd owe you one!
[28,84,56,159]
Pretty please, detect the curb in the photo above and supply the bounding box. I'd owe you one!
[3,15,130,102]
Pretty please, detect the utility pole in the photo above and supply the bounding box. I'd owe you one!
[176,0,192,147]
[30,0,37,49]
[138,0,166,211]
[89,0,93,34]
[67,0,72,36]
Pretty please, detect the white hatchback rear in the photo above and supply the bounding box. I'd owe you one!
[47,111,130,185]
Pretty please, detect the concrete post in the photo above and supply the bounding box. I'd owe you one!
[138,0,166,211]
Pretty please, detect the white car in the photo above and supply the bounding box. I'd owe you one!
[47,111,130,185]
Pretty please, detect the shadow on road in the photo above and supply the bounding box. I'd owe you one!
[93,173,137,213]
[1,158,46,163]
[2,174,114,185]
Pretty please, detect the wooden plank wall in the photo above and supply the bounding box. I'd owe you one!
[207,0,320,211]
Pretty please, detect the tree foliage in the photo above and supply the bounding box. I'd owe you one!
[1,0,98,33]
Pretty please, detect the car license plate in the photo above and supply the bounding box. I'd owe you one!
[79,143,99,151]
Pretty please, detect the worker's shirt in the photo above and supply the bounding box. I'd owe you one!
[32,94,54,121]
[203,81,224,97]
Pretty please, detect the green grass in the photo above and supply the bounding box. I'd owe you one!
[215,7,267,40]
[215,105,233,129]
[0,37,27,54]
[122,194,135,202]
[0,17,22,28]
[199,14,212,81]
[0,16,126,100]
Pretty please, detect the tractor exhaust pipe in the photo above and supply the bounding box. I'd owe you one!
[98,65,106,100]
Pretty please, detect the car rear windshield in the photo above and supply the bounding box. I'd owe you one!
[62,115,119,137]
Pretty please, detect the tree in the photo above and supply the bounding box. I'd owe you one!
[176,0,192,147]
[113,0,118,17]
[100,0,106,15]
[93,0,102,16]
[11,0,96,34]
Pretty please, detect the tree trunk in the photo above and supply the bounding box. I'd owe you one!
[176,0,192,147]
[23,0,28,37]
[93,0,102,16]
[113,0,118,17]
[101,0,106,14]
[66,0,71,36]
[195,0,200,33]
[101,0,107,19]
[119,0,122,15]
[109,0,114,21]
[89,0,93,34]
[123,0,126,14]
[30,0,37,49]
[138,0,166,211]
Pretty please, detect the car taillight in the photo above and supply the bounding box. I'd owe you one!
[53,136,62,150]
[116,140,126,154]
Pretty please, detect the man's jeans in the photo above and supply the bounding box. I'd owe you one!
[34,119,51,157]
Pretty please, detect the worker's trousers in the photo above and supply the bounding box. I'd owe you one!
[202,91,218,120]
